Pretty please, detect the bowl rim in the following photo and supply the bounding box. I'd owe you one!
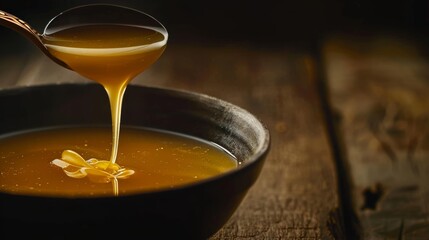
[0,83,271,199]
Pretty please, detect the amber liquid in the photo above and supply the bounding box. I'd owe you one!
[0,127,237,197]
[43,24,167,164]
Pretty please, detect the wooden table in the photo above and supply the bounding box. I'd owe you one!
[0,34,428,239]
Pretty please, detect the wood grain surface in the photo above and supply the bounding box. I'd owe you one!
[326,35,429,239]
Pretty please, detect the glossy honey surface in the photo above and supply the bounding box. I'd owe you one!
[0,127,237,197]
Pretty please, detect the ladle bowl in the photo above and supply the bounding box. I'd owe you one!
[0,4,167,70]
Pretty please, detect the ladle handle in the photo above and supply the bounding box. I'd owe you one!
[0,10,70,69]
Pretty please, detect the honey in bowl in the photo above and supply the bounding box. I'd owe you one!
[0,84,269,240]
[0,126,237,197]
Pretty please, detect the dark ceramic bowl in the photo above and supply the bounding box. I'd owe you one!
[0,83,269,239]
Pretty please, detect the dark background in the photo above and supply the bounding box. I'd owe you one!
[1,0,428,54]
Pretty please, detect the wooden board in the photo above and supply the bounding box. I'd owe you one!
[325,35,429,239]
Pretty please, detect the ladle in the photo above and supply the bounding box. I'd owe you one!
[0,10,70,69]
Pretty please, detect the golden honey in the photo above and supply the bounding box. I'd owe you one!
[0,127,237,197]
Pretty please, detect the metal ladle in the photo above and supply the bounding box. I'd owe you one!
[0,10,70,69]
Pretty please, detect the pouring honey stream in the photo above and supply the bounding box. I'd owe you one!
[0,5,168,196]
